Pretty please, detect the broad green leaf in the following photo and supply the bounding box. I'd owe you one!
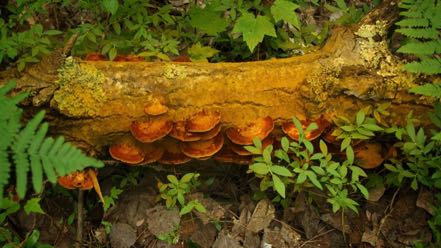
[356,111,365,126]
[263,145,273,164]
[341,137,351,151]
[180,173,194,183]
[24,197,45,215]
[189,7,228,35]
[346,146,354,165]
[167,175,179,185]
[245,145,262,155]
[305,171,323,190]
[180,204,194,216]
[194,202,207,213]
[271,165,293,177]
[250,163,270,175]
[271,0,300,29]
[108,47,117,61]
[319,140,328,155]
[102,0,119,15]
[281,137,289,152]
[272,174,285,198]
[356,183,369,199]
[253,137,262,150]
[232,12,276,52]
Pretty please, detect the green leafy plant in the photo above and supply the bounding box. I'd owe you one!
[157,173,206,216]
[332,109,384,151]
[0,81,104,200]
[246,116,369,213]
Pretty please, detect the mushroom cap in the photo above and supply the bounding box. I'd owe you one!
[144,97,168,116]
[180,133,224,158]
[58,170,94,190]
[226,116,274,145]
[169,121,202,142]
[200,123,222,140]
[109,137,145,164]
[355,143,385,169]
[131,117,173,143]
[140,143,165,165]
[186,110,221,133]
[282,117,329,141]
[214,143,252,165]
[158,138,192,165]
[85,53,106,61]
[231,135,274,156]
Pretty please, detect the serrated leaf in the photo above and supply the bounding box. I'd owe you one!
[271,0,300,29]
[102,0,119,15]
[232,12,276,52]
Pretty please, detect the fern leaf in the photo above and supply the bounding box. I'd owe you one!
[396,18,429,27]
[399,10,423,18]
[403,58,441,75]
[28,122,49,193]
[0,81,16,96]
[0,152,11,198]
[14,152,29,198]
[409,82,441,97]
[397,40,441,55]
[50,137,67,176]
[397,28,439,39]
[39,138,57,183]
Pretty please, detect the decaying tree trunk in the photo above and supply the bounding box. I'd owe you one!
[0,0,438,155]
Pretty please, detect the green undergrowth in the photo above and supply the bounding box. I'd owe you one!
[0,0,378,70]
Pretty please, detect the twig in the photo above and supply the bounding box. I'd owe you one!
[75,189,84,248]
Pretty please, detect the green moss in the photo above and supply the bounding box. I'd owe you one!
[52,57,107,117]
[163,64,189,79]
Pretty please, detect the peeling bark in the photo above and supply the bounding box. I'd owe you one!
[0,0,438,155]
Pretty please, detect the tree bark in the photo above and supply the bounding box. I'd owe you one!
[0,0,437,154]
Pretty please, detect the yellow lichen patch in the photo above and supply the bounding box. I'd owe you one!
[52,57,107,117]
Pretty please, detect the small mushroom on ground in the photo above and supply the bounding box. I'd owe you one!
[231,135,274,156]
[144,97,169,116]
[109,136,145,165]
[158,138,192,165]
[282,117,330,141]
[354,142,385,169]
[226,116,274,145]
[58,169,105,203]
[186,110,221,133]
[131,117,173,143]
[169,121,202,142]
[180,133,224,158]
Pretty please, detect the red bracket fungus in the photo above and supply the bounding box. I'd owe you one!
[282,117,330,141]
[180,133,224,158]
[354,142,385,169]
[226,116,274,145]
[84,52,107,61]
[214,142,253,165]
[131,117,173,143]
[231,135,274,156]
[158,138,191,165]
[199,123,222,140]
[109,137,145,165]
[169,121,202,142]
[113,54,144,62]
[186,110,221,133]
[140,143,165,164]
[144,97,169,116]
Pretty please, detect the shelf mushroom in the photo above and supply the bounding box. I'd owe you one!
[354,142,385,169]
[169,121,202,142]
[131,117,173,143]
[158,138,192,165]
[226,116,274,145]
[144,96,169,116]
[109,137,145,165]
[186,110,221,132]
[180,133,224,158]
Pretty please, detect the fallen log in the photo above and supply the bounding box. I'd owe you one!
[0,0,438,162]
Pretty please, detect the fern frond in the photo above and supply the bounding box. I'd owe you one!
[396,28,439,39]
[397,40,441,55]
[409,82,441,97]
[28,122,49,193]
[396,18,429,27]
[403,58,441,75]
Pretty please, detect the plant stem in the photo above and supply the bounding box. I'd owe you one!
[75,189,84,248]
